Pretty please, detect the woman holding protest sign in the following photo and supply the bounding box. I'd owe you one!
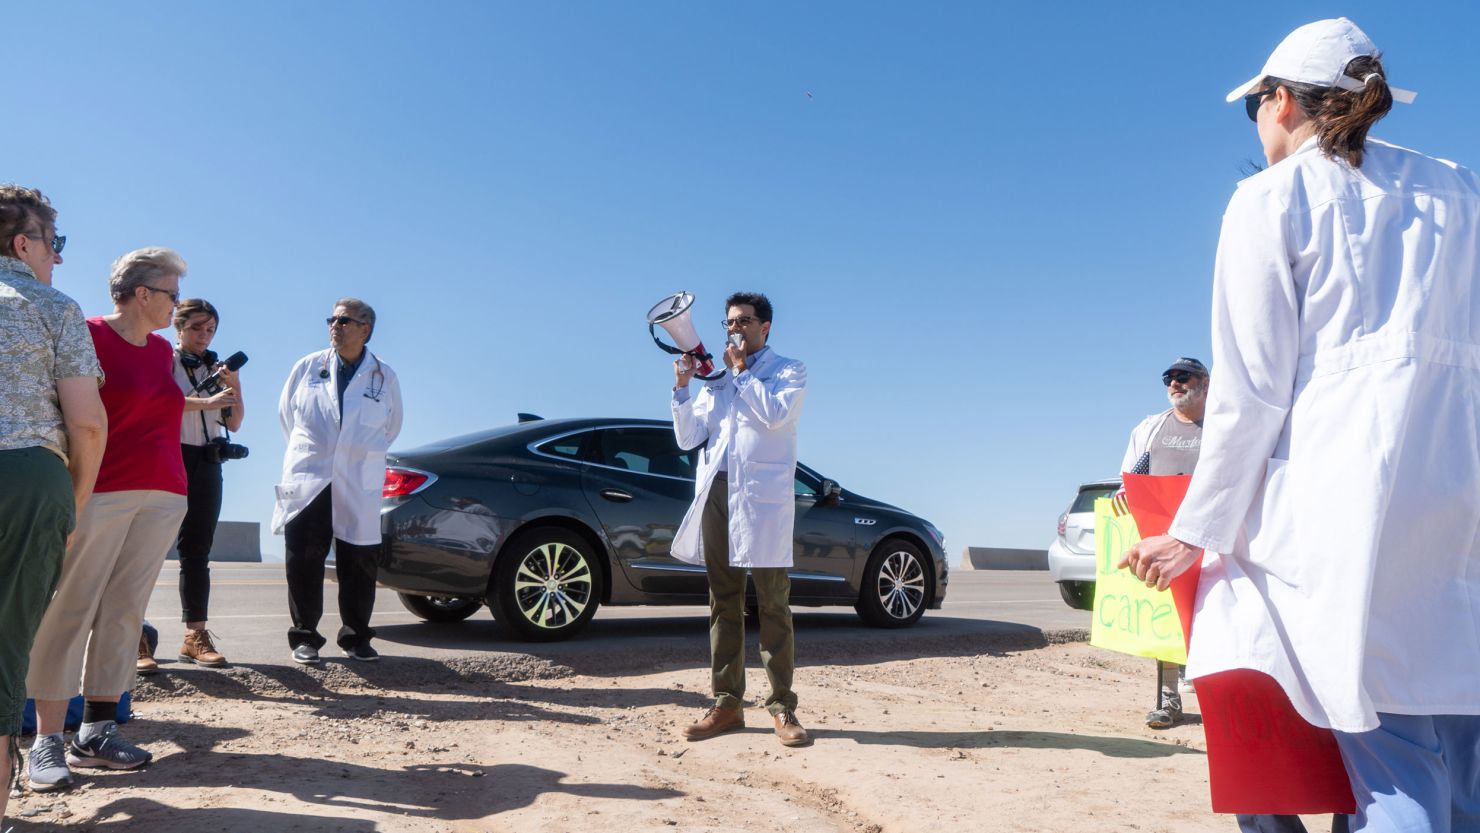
[1123,17,1480,833]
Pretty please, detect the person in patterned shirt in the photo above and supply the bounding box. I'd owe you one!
[0,185,106,818]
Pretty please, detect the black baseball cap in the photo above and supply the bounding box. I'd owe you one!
[1162,357,1209,383]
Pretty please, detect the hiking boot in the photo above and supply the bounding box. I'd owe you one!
[27,734,74,792]
[1145,687,1184,730]
[179,628,228,667]
[136,632,158,675]
[292,644,320,665]
[682,706,744,741]
[66,722,152,770]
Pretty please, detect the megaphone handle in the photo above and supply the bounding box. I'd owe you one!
[649,324,687,356]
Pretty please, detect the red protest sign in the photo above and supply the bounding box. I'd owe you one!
[1120,474,1355,816]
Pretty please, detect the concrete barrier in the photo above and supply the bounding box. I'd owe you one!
[166,520,261,563]
[957,546,1047,571]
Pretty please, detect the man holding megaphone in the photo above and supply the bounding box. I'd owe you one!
[669,292,811,748]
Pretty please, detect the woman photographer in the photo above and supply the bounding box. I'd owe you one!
[142,298,243,671]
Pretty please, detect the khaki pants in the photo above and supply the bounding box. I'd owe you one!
[27,490,187,700]
[702,473,796,715]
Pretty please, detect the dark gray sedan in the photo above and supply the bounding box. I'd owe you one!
[377,416,948,641]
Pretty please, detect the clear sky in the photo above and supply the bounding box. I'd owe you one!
[10,2,1479,561]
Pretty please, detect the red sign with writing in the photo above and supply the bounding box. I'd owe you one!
[1120,474,1355,815]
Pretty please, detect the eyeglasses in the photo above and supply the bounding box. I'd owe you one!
[721,315,760,328]
[1244,87,1279,122]
[1162,370,1196,386]
[327,315,365,327]
[142,285,180,303]
[25,233,65,255]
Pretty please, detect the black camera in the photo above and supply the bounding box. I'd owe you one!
[202,436,249,463]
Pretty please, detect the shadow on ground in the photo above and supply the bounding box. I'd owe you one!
[819,727,1205,758]
[369,611,1087,678]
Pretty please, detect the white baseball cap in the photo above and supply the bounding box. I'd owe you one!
[1225,18,1416,105]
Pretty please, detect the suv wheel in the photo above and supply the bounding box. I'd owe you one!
[854,539,930,628]
[1057,580,1095,611]
[489,527,603,642]
[397,593,482,623]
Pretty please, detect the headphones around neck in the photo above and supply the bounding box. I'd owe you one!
[179,348,218,370]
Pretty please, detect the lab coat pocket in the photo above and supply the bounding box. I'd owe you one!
[1244,457,1306,586]
[361,451,388,491]
[742,461,791,504]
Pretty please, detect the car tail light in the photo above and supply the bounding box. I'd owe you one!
[383,466,435,498]
[1056,513,1068,537]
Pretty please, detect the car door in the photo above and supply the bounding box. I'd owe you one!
[578,426,708,596]
[789,466,860,599]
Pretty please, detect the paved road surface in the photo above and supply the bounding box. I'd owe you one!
[144,564,1090,671]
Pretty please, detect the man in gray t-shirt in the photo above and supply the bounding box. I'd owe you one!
[1119,357,1208,729]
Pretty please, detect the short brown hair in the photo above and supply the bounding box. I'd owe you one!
[174,298,220,330]
[0,185,58,259]
[1265,55,1393,168]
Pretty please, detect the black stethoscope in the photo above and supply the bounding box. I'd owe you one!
[317,351,386,402]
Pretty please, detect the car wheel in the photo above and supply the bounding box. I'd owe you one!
[489,527,603,642]
[854,539,930,628]
[396,593,482,623]
[1057,580,1095,611]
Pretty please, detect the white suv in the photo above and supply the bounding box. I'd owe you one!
[1046,478,1120,610]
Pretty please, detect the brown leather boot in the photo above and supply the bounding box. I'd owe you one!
[178,629,228,667]
[773,709,811,747]
[136,633,158,675]
[682,706,744,741]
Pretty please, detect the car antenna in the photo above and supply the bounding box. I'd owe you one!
[517,412,544,423]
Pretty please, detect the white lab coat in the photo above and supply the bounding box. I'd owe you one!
[671,347,807,568]
[1168,138,1480,733]
[273,348,403,546]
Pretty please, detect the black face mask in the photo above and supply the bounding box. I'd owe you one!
[179,348,218,370]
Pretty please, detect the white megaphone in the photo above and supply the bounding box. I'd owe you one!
[647,291,724,380]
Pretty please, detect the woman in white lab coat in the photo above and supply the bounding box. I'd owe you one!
[1123,18,1480,833]
[274,297,401,664]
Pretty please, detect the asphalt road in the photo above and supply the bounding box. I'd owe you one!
[143,564,1091,673]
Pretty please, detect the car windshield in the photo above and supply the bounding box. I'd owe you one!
[1069,485,1118,514]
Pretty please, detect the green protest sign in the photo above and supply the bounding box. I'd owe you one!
[1089,497,1188,664]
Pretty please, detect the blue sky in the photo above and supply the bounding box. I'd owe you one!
[10,2,1479,560]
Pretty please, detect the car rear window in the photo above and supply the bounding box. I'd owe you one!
[1070,486,1117,514]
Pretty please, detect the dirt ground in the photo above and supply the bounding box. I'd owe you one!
[5,630,1336,833]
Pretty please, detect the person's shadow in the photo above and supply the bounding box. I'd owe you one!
[80,720,683,825]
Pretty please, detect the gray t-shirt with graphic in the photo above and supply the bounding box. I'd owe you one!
[1148,412,1202,475]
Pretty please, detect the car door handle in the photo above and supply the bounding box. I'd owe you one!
[600,489,634,503]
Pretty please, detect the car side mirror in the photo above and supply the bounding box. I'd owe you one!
[820,479,842,505]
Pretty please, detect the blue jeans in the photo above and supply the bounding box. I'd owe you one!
[1334,713,1480,833]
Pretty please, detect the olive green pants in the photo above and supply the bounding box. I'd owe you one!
[0,448,74,735]
[702,473,796,715]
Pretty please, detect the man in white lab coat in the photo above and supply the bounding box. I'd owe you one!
[274,298,402,665]
[670,292,810,747]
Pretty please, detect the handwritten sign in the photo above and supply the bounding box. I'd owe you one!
[1088,497,1188,664]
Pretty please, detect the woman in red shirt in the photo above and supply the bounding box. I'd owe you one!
[24,247,189,791]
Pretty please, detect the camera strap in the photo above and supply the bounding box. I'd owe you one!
[181,354,216,445]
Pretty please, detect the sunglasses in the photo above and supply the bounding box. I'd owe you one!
[1162,370,1197,386]
[142,285,179,303]
[721,315,760,328]
[26,232,66,255]
[1243,87,1279,122]
[327,315,364,327]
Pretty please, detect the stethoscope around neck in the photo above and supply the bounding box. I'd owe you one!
[318,350,385,402]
